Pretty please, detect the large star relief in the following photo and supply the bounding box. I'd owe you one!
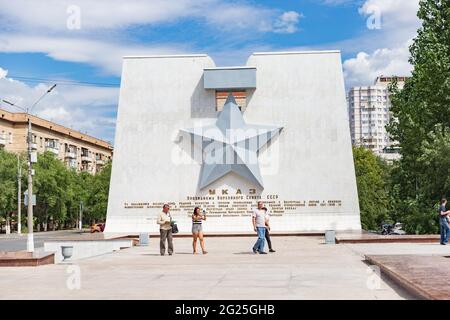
[181,94,283,190]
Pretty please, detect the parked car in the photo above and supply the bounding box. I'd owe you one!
[90,223,105,233]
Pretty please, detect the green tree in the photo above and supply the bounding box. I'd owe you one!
[0,148,112,232]
[387,0,450,234]
[33,151,71,231]
[353,147,391,230]
[85,161,111,224]
[69,170,93,228]
[0,149,18,232]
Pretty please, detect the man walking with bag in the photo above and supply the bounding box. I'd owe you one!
[158,204,174,255]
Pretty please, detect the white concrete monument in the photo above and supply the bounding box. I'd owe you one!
[105,51,361,233]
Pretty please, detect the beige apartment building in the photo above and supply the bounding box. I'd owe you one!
[0,108,113,174]
[348,76,408,161]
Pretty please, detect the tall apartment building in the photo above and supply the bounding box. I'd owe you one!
[348,76,407,161]
[0,108,113,174]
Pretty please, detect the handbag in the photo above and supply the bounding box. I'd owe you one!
[170,214,179,233]
[171,223,179,234]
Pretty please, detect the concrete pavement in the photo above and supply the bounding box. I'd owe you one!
[344,242,450,257]
[0,236,414,300]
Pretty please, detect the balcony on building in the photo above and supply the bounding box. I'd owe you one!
[0,133,6,147]
[95,154,105,165]
[65,145,77,159]
[45,139,59,155]
[81,155,92,162]
[81,148,92,162]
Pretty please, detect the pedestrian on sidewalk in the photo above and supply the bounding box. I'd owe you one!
[252,201,268,254]
[439,198,450,245]
[192,207,208,255]
[157,204,174,255]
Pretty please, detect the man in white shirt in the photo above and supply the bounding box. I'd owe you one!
[157,204,173,255]
[252,201,268,254]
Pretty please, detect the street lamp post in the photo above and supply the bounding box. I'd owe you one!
[17,154,21,234]
[3,84,57,252]
[26,115,34,251]
[79,201,83,233]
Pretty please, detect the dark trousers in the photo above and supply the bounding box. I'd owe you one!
[265,228,273,250]
[160,229,173,255]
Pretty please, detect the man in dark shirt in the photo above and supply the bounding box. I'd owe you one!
[439,198,450,245]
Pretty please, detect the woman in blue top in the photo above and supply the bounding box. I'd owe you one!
[192,207,208,254]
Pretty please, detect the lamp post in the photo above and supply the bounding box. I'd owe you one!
[3,84,57,252]
[26,114,34,251]
[17,154,21,234]
[79,201,83,233]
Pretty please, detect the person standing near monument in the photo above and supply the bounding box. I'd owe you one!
[157,204,174,255]
[192,207,208,255]
[439,198,450,245]
[252,201,268,254]
[262,207,276,253]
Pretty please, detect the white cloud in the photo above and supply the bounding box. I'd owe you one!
[0,1,302,75]
[341,0,420,88]
[0,34,186,76]
[343,40,412,87]
[275,0,419,89]
[202,3,273,32]
[0,67,7,79]
[0,0,300,34]
[0,75,119,142]
[273,11,302,34]
[359,0,420,28]
[0,0,202,32]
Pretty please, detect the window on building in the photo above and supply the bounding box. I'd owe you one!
[215,91,246,112]
[66,144,77,154]
[45,138,59,149]
[81,148,89,157]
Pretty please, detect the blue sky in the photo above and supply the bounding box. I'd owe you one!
[0,0,420,143]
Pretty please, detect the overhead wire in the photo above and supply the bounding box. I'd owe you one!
[5,75,120,88]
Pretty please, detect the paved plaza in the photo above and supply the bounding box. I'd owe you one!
[0,236,430,300]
